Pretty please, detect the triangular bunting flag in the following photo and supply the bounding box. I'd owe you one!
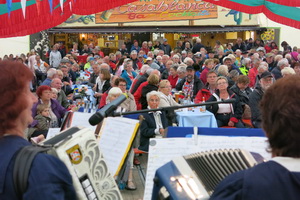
[69,2,72,11]
[60,0,64,12]
[7,0,12,17]
[21,0,27,18]
[48,0,53,14]
[36,0,41,16]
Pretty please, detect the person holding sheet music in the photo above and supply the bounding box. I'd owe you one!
[206,76,244,128]
[139,91,168,152]
[0,60,76,200]
[211,75,300,200]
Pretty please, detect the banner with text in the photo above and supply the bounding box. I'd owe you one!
[95,0,218,23]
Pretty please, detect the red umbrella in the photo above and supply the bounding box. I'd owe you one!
[0,0,136,38]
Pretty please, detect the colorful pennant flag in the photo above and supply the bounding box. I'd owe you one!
[6,0,12,17]
[21,0,27,18]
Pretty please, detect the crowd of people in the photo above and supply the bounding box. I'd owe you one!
[1,35,300,199]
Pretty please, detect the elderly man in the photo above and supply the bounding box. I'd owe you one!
[249,71,274,128]
[192,38,205,54]
[161,60,173,80]
[176,65,187,85]
[41,68,57,86]
[232,37,247,52]
[271,58,289,80]
[175,65,203,100]
[88,63,100,87]
[51,78,70,108]
[159,39,172,56]
[146,57,160,70]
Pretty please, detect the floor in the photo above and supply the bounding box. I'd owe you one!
[120,154,148,200]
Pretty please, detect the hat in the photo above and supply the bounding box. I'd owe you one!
[266,53,274,58]
[88,57,95,62]
[256,47,265,52]
[242,51,248,54]
[138,54,143,58]
[260,71,273,79]
[146,57,152,61]
[60,59,69,63]
[186,66,194,71]
[194,53,201,58]
[182,50,187,54]
[163,38,167,42]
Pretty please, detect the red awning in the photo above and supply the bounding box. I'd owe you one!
[0,0,136,38]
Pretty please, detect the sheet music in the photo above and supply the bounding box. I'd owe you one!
[144,136,270,200]
[98,117,139,176]
[71,112,96,132]
[46,128,61,139]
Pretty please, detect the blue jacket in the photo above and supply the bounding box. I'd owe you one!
[121,70,137,90]
[0,135,76,200]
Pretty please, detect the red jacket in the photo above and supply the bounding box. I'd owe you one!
[200,67,209,85]
[134,81,148,110]
[194,87,213,104]
[168,74,178,88]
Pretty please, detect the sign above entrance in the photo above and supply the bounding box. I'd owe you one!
[95,0,218,23]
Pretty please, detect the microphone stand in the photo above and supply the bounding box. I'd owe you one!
[112,99,235,117]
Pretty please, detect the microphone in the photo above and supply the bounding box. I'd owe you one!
[89,94,127,126]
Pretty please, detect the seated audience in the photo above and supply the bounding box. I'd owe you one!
[206,76,244,128]
[121,60,137,90]
[141,74,160,109]
[139,91,168,152]
[211,75,300,200]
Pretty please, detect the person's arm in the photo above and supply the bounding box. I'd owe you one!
[140,116,157,137]
[175,78,184,91]
[249,90,262,127]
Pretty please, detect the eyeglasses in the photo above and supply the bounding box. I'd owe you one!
[118,84,126,87]
[161,86,172,88]
[207,76,217,78]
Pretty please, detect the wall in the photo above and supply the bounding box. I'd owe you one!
[258,13,300,49]
[0,35,29,58]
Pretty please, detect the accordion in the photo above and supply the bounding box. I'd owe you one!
[43,127,122,200]
[152,149,264,200]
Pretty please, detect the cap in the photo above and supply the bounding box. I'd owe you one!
[146,57,152,61]
[163,38,167,42]
[223,56,231,62]
[266,53,274,58]
[194,53,201,58]
[182,50,187,54]
[186,66,194,71]
[138,54,143,58]
[88,57,95,62]
[260,71,273,79]
[242,51,248,54]
[256,47,265,52]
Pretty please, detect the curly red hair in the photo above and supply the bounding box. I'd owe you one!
[36,85,52,99]
[0,61,33,135]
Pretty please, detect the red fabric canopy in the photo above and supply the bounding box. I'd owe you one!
[204,0,300,29]
[0,0,136,38]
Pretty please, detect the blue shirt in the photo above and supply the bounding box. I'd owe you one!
[0,135,76,200]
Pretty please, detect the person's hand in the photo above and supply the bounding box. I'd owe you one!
[228,121,235,127]
[94,93,103,97]
[159,128,165,136]
[68,104,77,112]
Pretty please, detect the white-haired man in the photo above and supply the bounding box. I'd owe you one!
[192,38,205,54]
[41,68,57,86]
[271,58,289,80]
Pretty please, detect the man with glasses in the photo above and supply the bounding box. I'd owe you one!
[249,71,274,128]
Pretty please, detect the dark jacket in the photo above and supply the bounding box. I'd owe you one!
[159,44,172,56]
[271,66,283,80]
[232,43,247,52]
[206,89,243,123]
[249,85,264,128]
[192,43,205,54]
[0,135,76,200]
[175,75,204,100]
[139,111,168,152]
[131,73,149,94]
[88,73,98,87]
[230,84,252,106]
[161,69,169,80]
[141,84,158,109]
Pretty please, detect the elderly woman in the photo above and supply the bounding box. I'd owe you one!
[158,80,180,125]
[0,61,76,199]
[139,91,168,152]
[206,76,244,128]
[211,75,300,199]
[281,67,296,77]
[121,60,137,90]
[32,85,67,128]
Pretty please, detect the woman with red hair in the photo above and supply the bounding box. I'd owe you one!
[32,85,67,128]
[0,61,76,199]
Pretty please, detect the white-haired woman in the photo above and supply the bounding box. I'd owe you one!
[138,91,168,152]
[281,67,296,77]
